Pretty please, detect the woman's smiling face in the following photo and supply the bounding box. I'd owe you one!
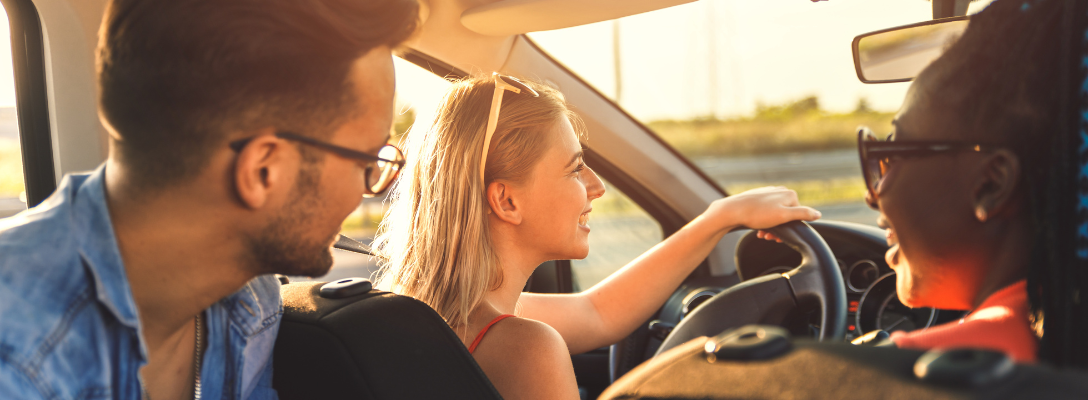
[517,117,605,261]
[873,74,997,310]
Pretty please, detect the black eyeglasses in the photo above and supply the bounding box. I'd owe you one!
[857,126,1001,200]
[230,131,405,197]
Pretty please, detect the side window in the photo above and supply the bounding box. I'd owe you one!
[571,178,662,292]
[0,4,23,218]
[326,56,453,281]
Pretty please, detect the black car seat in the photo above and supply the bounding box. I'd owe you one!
[272,280,503,399]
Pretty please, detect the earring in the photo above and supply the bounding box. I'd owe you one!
[975,207,987,222]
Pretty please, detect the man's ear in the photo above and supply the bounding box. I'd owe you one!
[486,181,522,225]
[972,149,1021,222]
[234,130,292,210]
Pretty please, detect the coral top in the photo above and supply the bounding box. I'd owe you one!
[890,280,1037,363]
[468,314,516,354]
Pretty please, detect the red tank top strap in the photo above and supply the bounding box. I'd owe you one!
[468,314,516,354]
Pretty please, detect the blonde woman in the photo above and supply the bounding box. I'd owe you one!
[372,74,820,399]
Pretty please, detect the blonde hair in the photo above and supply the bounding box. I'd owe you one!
[373,75,580,332]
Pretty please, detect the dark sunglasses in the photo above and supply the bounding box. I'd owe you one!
[230,131,405,197]
[857,126,1001,201]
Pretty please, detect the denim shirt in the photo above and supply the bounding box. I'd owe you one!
[0,166,282,399]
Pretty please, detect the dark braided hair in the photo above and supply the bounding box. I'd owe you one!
[919,0,1088,368]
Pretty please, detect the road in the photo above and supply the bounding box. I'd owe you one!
[691,149,861,184]
[691,149,879,226]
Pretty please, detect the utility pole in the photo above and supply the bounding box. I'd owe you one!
[706,0,719,119]
[613,19,622,105]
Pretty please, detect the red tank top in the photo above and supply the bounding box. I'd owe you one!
[468,314,516,354]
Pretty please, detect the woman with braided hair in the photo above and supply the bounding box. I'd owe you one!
[860,0,1088,366]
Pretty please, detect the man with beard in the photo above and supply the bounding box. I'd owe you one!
[0,0,417,398]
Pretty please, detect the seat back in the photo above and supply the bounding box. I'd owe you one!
[601,326,1088,399]
[272,281,503,399]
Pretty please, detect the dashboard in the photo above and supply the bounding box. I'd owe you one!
[664,220,961,343]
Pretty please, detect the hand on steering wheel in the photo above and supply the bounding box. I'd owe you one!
[701,187,822,234]
[654,221,847,356]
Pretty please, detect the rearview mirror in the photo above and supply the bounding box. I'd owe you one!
[852,16,969,84]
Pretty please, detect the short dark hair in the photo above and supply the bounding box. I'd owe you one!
[922,0,1087,367]
[97,0,418,189]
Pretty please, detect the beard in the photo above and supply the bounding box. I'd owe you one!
[247,164,336,277]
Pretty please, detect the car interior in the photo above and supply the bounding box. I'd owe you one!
[5,0,1088,398]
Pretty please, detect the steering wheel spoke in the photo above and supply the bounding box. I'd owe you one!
[654,274,797,356]
[654,221,847,356]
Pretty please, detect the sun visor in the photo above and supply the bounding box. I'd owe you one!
[461,0,695,36]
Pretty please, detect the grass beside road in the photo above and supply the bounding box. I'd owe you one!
[647,97,895,158]
[648,97,885,207]
[0,139,23,198]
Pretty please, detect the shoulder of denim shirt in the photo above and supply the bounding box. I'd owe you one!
[0,172,106,398]
[0,362,48,400]
[220,274,284,337]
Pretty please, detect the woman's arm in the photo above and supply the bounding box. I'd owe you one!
[518,187,820,354]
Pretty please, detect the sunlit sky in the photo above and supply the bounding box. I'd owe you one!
[394,0,995,126]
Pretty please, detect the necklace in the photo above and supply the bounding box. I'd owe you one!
[141,312,204,400]
[193,311,203,400]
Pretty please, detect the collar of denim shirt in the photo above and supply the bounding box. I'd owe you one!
[70,165,143,330]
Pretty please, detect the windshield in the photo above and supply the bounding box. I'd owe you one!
[529,0,995,226]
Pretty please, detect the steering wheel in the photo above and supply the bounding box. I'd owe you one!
[653,220,847,356]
